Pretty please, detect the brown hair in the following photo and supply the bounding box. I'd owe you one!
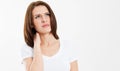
[24,1,59,47]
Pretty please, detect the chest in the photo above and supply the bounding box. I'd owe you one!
[41,43,60,57]
[43,58,70,71]
[42,48,71,71]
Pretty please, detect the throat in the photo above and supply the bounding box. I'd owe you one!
[41,39,59,48]
[41,40,60,57]
[40,33,57,47]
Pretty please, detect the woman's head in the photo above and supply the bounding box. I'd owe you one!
[24,1,59,47]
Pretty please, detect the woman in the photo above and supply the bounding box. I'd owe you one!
[21,1,78,71]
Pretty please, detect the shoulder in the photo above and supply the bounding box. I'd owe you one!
[21,44,33,61]
[21,44,33,55]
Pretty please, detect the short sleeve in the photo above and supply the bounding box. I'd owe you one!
[67,41,79,63]
[21,44,33,61]
[69,49,78,63]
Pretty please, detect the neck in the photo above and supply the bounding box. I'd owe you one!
[39,33,57,46]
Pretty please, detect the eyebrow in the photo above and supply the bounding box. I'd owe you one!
[34,12,50,17]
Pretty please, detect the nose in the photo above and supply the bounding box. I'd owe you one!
[41,15,46,23]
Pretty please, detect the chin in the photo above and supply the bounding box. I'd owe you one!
[39,29,51,34]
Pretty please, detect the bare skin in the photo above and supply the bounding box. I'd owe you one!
[23,5,78,71]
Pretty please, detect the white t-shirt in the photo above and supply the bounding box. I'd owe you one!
[21,40,78,71]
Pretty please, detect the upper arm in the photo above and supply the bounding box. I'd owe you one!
[70,60,78,71]
[23,57,33,71]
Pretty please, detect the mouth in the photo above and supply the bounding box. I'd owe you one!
[42,24,50,28]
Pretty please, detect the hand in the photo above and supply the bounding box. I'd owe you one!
[34,33,41,47]
[33,33,42,56]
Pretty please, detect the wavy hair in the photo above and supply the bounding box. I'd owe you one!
[24,1,59,47]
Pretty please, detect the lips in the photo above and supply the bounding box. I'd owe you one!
[42,24,49,28]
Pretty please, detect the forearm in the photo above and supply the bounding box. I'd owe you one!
[30,55,43,71]
[29,45,43,71]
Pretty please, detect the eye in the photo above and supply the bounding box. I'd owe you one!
[45,13,50,16]
[35,15,40,19]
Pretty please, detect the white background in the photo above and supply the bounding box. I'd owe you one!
[0,0,120,71]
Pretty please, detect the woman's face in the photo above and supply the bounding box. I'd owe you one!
[32,5,51,34]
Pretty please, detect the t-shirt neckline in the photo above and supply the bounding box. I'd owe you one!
[42,39,62,59]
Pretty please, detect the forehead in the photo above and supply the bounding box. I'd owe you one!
[32,5,49,16]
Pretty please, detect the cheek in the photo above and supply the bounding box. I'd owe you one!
[33,18,41,25]
[47,18,51,24]
[33,20,42,29]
